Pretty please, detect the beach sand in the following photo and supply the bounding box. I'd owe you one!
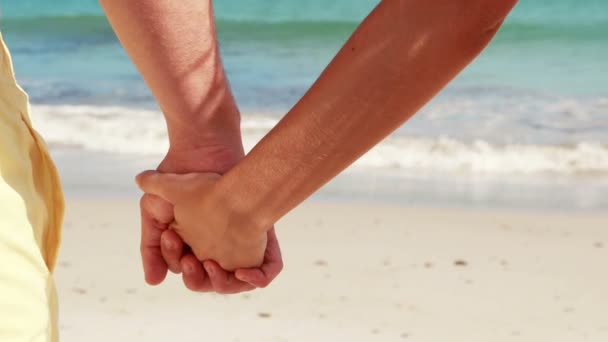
[55,199,608,342]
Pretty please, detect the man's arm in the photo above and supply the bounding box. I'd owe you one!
[99,0,282,292]
[215,0,518,234]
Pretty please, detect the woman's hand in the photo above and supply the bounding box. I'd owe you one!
[138,171,267,271]
[139,147,283,293]
[137,170,282,293]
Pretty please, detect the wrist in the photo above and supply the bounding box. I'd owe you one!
[160,142,244,175]
[211,176,272,240]
[161,97,245,174]
[165,85,242,153]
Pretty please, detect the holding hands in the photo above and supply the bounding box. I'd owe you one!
[101,0,517,295]
[137,169,283,294]
[138,171,267,271]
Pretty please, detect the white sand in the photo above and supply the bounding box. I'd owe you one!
[55,199,608,342]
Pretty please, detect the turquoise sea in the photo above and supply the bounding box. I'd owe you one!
[1,0,607,209]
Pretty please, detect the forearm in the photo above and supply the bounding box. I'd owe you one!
[99,0,242,152]
[217,0,517,232]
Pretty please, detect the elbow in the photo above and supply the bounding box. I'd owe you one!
[447,0,518,56]
[381,0,518,37]
[468,0,519,34]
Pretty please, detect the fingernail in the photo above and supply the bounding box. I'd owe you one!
[204,264,214,276]
[162,237,175,250]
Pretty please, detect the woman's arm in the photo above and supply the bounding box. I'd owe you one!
[99,0,241,153]
[99,0,282,292]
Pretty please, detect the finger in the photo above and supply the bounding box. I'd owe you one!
[140,195,171,285]
[204,260,256,294]
[135,170,183,203]
[161,229,184,274]
[181,254,213,292]
[235,227,283,288]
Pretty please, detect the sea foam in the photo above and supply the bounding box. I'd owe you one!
[30,104,608,176]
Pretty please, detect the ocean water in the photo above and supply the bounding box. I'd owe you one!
[0,0,607,208]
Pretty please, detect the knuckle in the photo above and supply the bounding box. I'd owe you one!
[139,195,150,208]
[185,279,204,292]
[185,281,197,291]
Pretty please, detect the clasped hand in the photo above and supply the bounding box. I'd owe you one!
[136,171,282,294]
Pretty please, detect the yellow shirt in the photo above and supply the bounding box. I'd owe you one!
[0,32,64,342]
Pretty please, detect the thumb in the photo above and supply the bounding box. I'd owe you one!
[135,170,184,203]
